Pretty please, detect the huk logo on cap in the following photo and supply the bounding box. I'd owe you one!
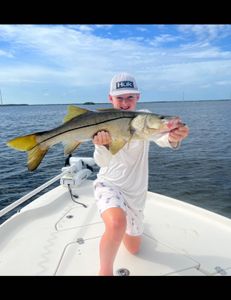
[116,81,134,90]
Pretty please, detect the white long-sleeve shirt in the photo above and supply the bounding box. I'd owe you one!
[94,131,178,211]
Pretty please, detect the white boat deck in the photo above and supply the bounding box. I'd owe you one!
[0,180,231,276]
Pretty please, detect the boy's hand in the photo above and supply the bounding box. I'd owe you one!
[93,131,112,148]
[168,124,189,144]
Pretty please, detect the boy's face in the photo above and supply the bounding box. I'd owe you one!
[109,93,140,111]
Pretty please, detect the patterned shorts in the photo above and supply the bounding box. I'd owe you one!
[94,181,144,236]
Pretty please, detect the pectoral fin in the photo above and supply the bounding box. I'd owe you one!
[109,139,127,155]
[64,141,81,155]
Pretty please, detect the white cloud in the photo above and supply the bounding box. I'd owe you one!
[95,25,113,29]
[136,26,149,32]
[0,49,13,58]
[177,24,231,42]
[0,25,156,86]
[215,80,231,86]
[137,59,231,94]
[149,34,182,46]
[0,24,231,102]
[0,64,63,84]
[176,42,231,59]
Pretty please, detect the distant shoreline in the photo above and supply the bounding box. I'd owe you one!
[1,99,231,106]
[0,104,29,106]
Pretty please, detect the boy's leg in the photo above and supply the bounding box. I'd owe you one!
[123,234,141,254]
[122,206,143,254]
[99,207,127,276]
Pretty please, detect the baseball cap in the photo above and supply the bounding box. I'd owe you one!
[109,72,140,96]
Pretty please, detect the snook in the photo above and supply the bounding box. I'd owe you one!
[6,105,181,171]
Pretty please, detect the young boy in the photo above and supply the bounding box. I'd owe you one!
[92,72,189,276]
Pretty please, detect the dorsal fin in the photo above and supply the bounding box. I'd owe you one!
[63,105,89,123]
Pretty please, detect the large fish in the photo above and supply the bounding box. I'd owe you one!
[6,105,182,171]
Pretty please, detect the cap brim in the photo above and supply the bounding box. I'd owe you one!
[109,89,140,96]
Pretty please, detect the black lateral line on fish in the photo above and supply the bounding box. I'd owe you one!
[32,116,134,150]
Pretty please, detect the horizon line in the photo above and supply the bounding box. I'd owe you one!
[1,98,231,106]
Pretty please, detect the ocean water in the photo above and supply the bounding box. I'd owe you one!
[0,100,231,224]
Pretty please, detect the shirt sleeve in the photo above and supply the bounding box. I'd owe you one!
[93,145,113,167]
[149,132,181,149]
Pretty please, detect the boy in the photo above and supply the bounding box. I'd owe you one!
[92,72,189,275]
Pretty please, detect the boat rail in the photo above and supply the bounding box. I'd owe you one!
[0,157,95,218]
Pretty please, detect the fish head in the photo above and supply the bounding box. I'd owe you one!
[131,112,183,139]
[146,113,182,133]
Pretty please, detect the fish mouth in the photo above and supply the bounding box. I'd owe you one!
[166,117,184,131]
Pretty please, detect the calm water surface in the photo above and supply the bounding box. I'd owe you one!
[0,100,231,223]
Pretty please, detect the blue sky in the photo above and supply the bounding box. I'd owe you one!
[0,24,231,104]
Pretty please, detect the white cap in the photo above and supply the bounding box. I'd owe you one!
[109,72,140,96]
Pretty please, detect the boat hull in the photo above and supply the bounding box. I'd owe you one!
[0,180,230,276]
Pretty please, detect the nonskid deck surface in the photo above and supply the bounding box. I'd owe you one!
[0,180,230,276]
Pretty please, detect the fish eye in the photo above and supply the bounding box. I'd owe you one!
[159,116,165,119]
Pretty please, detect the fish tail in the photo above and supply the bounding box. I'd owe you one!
[27,145,48,171]
[7,134,49,171]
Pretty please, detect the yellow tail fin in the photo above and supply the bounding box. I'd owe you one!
[28,146,48,171]
[7,134,38,151]
[7,134,49,171]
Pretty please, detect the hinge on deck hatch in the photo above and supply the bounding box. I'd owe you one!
[77,238,84,244]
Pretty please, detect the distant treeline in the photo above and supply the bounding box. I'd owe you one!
[82,102,95,105]
[0,104,29,106]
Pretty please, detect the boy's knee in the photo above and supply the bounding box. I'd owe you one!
[123,235,141,255]
[107,215,126,233]
[102,209,127,240]
[126,244,140,255]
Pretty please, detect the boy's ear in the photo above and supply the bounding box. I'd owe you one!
[136,94,140,101]
[108,95,113,102]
